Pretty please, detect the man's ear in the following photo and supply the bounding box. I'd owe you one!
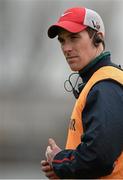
[96,32,104,40]
[93,32,104,47]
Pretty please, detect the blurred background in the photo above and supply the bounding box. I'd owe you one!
[0,0,123,178]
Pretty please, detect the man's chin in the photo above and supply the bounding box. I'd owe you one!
[69,65,82,72]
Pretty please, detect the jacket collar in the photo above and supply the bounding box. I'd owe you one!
[79,51,112,83]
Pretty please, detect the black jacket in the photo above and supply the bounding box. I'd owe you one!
[52,52,123,179]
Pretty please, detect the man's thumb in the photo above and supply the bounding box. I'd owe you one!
[48,138,57,149]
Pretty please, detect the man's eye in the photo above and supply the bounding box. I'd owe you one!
[58,38,64,44]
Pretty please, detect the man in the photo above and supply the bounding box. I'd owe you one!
[41,7,123,179]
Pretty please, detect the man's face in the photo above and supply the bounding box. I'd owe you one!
[58,29,97,71]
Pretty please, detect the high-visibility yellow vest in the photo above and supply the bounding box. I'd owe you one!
[65,66,123,179]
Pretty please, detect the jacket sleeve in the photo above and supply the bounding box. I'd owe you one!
[52,80,123,179]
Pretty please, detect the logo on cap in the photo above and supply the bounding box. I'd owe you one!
[61,12,72,17]
[92,20,100,30]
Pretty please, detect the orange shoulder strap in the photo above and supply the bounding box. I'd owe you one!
[77,66,123,113]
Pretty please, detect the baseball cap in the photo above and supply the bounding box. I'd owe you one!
[48,7,105,38]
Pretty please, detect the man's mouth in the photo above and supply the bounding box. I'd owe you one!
[66,56,78,60]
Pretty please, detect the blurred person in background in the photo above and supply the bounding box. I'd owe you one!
[41,6,123,179]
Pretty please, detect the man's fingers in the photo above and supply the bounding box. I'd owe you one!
[49,138,57,149]
[45,146,52,161]
[41,160,49,166]
[41,160,53,173]
[46,171,59,179]
[46,170,55,176]
[41,164,53,172]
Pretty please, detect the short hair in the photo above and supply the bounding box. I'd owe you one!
[86,27,105,50]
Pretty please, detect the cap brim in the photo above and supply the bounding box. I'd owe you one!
[48,21,87,38]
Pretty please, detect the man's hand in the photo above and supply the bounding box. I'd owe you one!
[45,138,62,164]
[41,138,61,179]
[41,160,58,179]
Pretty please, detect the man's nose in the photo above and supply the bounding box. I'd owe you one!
[62,42,72,53]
